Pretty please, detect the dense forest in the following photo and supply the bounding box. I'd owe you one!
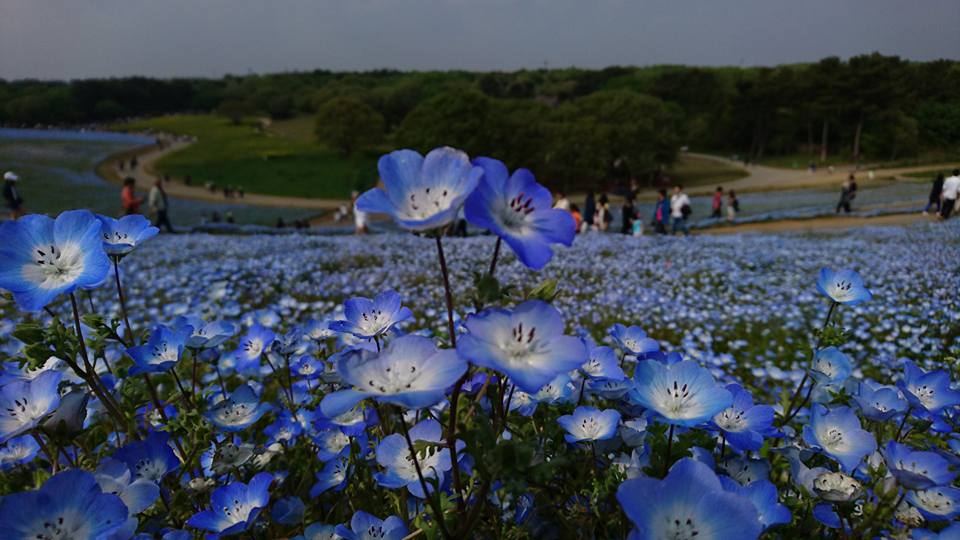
[2,54,959,188]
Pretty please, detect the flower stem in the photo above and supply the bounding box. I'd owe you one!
[398,415,452,540]
[488,237,502,277]
[894,407,912,442]
[111,256,134,342]
[780,301,838,426]
[435,234,467,513]
[663,424,675,477]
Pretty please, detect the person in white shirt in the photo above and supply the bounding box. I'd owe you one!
[941,169,960,220]
[553,191,571,211]
[670,185,691,236]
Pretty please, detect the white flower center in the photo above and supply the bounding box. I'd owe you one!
[913,489,954,514]
[132,458,167,482]
[909,384,935,408]
[714,407,747,431]
[241,338,264,358]
[28,509,97,540]
[828,280,855,301]
[655,379,698,418]
[575,416,603,439]
[23,243,85,290]
[357,309,390,335]
[363,359,422,395]
[400,187,455,220]
[498,193,536,231]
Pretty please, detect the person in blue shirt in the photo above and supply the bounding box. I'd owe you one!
[651,188,670,234]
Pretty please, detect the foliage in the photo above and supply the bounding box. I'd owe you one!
[314,97,385,155]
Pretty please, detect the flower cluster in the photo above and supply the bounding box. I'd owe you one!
[0,146,957,540]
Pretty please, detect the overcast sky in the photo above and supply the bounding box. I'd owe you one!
[1,0,958,80]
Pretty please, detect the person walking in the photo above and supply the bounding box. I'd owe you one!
[923,173,944,215]
[569,204,583,232]
[3,171,25,220]
[726,190,739,222]
[836,174,857,213]
[620,197,636,234]
[121,177,143,215]
[352,190,369,234]
[670,185,691,236]
[553,191,571,211]
[711,186,723,218]
[940,169,960,220]
[148,178,174,233]
[583,191,596,229]
[651,189,670,234]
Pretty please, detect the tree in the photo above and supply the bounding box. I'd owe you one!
[314,97,385,155]
[395,89,492,155]
[216,100,254,125]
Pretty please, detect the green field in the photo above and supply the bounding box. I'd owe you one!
[665,154,748,188]
[116,115,378,199]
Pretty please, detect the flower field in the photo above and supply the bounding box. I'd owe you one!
[0,147,958,540]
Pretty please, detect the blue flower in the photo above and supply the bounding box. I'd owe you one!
[816,268,872,305]
[94,458,160,515]
[457,300,586,393]
[356,147,483,231]
[718,477,791,531]
[0,435,40,469]
[113,431,181,483]
[0,210,111,311]
[882,441,956,490]
[906,486,960,521]
[464,157,574,269]
[897,360,960,414]
[187,472,273,536]
[271,496,306,526]
[0,469,128,540]
[812,503,842,528]
[331,290,413,339]
[173,316,236,349]
[616,458,762,540]
[629,359,732,427]
[580,344,626,381]
[374,418,458,498]
[206,385,272,432]
[810,347,852,385]
[320,335,466,417]
[334,511,408,540]
[711,384,776,453]
[0,369,62,443]
[314,427,358,462]
[802,404,876,472]
[234,324,276,363]
[310,457,350,497]
[557,406,621,443]
[95,214,158,257]
[912,523,960,540]
[854,379,908,421]
[295,522,341,540]
[126,324,192,376]
[608,324,660,357]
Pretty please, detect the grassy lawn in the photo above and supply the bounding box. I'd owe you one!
[757,150,960,170]
[666,154,748,188]
[116,115,377,199]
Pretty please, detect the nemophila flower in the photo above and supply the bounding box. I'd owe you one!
[802,404,876,472]
[356,147,483,231]
[316,405,377,437]
[310,457,350,497]
[295,522,340,540]
[272,496,306,526]
[718,456,771,486]
[187,472,273,536]
[320,335,466,417]
[334,511,408,540]
[234,324,276,363]
[608,324,660,357]
[629,359,732,427]
[95,214,158,257]
[581,345,625,381]
[314,428,355,462]
[810,347,852,384]
[906,486,960,521]
[617,458,762,540]
[457,300,586,393]
[718,477,791,531]
[812,503,842,529]
[94,458,160,515]
[816,268,872,305]
[812,471,862,502]
[293,355,324,380]
[464,157,574,269]
[113,431,181,483]
[913,523,960,540]
[0,469,128,540]
[558,406,621,443]
[854,379,908,421]
[0,369,61,443]
[43,389,89,435]
[897,360,960,414]
[0,210,111,311]
[0,435,40,469]
[374,418,458,498]
[711,384,775,453]
[126,324,191,376]
[883,441,956,490]
[206,384,272,432]
[331,290,412,339]
[174,316,236,349]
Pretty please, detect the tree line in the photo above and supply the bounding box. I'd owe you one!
[2,54,958,189]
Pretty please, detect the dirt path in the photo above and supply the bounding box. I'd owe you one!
[98,137,346,211]
[697,211,934,235]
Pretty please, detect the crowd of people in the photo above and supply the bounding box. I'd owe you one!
[553,184,740,238]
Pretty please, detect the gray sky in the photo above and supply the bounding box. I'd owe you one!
[1,0,958,80]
